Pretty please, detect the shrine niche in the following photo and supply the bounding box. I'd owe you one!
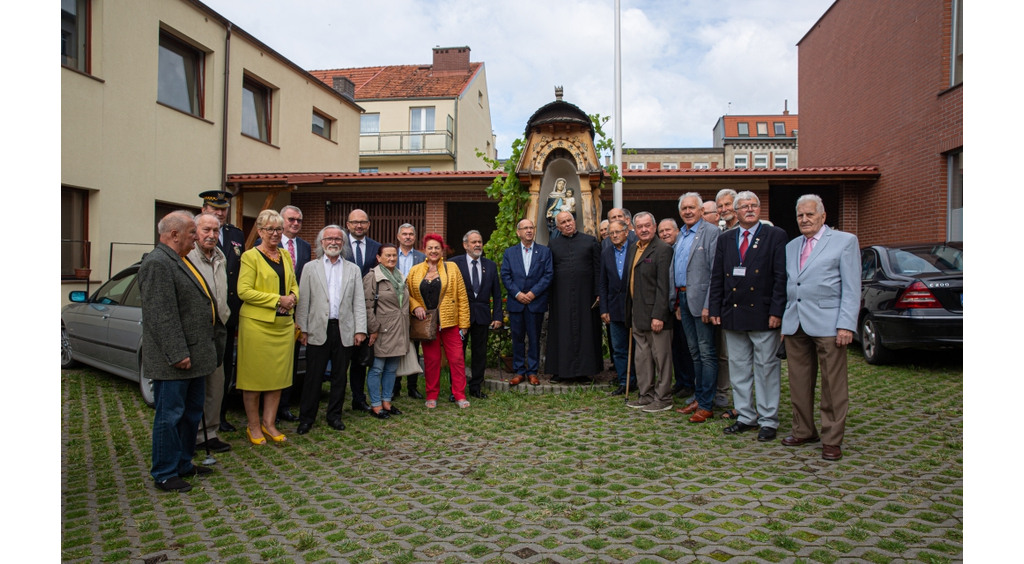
[516,88,604,246]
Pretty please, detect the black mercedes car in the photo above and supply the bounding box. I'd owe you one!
[856,243,962,364]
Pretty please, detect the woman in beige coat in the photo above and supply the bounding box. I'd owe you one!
[363,243,411,419]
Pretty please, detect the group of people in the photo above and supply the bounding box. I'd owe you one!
[140,187,858,492]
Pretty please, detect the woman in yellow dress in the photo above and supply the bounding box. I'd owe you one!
[236,210,299,445]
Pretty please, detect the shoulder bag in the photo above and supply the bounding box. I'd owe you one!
[410,264,448,341]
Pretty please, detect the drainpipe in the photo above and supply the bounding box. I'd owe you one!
[221,23,232,191]
[452,96,459,171]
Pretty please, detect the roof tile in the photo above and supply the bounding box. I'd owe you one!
[309,63,483,99]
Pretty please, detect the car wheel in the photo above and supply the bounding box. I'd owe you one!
[61,324,80,369]
[860,316,895,365]
[139,364,155,407]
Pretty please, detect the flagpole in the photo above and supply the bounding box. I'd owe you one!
[613,0,623,209]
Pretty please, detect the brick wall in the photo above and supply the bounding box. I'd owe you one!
[798,0,962,246]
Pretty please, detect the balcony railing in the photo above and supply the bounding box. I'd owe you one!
[359,130,454,157]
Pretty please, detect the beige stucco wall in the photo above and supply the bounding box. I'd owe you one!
[455,65,495,170]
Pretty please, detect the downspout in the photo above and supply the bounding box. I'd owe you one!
[452,96,458,171]
[221,23,232,191]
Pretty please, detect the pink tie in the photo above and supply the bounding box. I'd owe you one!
[799,237,813,270]
[287,239,295,260]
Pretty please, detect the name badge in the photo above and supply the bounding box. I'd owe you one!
[733,266,747,277]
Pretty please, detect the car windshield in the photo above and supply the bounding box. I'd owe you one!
[887,245,963,275]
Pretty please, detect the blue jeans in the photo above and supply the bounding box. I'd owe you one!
[608,321,637,387]
[152,377,206,483]
[678,309,717,411]
[366,356,399,407]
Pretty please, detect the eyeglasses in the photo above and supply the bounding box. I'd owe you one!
[322,237,344,243]
[261,227,284,234]
[735,205,759,212]
[348,220,369,225]
[285,217,303,223]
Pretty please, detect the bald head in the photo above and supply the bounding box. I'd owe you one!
[556,212,577,237]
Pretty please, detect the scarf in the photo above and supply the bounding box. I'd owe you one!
[379,264,405,308]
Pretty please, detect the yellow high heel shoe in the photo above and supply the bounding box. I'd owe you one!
[261,424,287,443]
[246,427,266,446]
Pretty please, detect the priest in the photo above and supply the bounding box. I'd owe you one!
[545,211,604,383]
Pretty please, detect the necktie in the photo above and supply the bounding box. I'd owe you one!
[471,259,480,295]
[739,231,750,261]
[355,240,363,269]
[287,239,295,261]
[800,237,813,270]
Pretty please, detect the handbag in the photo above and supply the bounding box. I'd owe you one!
[396,341,422,376]
[409,264,449,342]
[356,279,385,367]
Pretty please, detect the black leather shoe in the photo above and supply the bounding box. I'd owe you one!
[610,385,627,396]
[387,406,403,416]
[156,476,192,492]
[327,420,346,431]
[448,394,457,403]
[408,388,424,399]
[218,419,237,433]
[758,427,777,442]
[296,423,312,435]
[277,410,299,422]
[179,465,214,478]
[392,382,403,398]
[470,390,488,399]
[352,401,372,413]
[371,409,391,420]
[724,421,759,435]
[197,438,232,453]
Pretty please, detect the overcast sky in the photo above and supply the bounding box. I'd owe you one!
[205,0,834,160]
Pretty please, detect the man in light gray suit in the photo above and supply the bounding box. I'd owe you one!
[672,193,721,423]
[295,225,367,434]
[781,194,860,461]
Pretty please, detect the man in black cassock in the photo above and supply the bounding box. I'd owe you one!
[545,211,604,383]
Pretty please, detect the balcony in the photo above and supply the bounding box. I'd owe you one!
[359,130,454,157]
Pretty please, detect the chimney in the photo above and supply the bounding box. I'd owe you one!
[432,46,471,75]
[332,76,355,100]
[783,99,789,115]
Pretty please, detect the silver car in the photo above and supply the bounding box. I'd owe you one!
[62,263,155,405]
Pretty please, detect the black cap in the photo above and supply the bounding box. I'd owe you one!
[199,190,233,209]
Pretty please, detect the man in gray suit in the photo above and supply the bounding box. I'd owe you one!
[141,211,225,492]
[672,193,721,423]
[295,225,367,434]
[781,194,860,461]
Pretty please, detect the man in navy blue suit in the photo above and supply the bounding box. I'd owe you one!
[452,230,503,398]
[276,205,312,422]
[599,219,636,396]
[500,219,552,386]
[344,209,379,412]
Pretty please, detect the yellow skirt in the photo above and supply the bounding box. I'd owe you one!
[236,315,295,392]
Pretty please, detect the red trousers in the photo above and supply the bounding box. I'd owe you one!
[422,326,468,401]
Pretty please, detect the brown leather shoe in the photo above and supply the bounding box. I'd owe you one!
[688,409,714,423]
[509,375,526,386]
[675,401,699,415]
[822,444,843,461]
[528,374,540,386]
[781,435,821,447]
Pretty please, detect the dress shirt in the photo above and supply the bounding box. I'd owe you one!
[323,255,345,320]
[349,234,366,266]
[522,243,533,274]
[613,243,628,279]
[736,223,762,258]
[673,219,703,287]
[398,248,416,276]
[800,224,827,269]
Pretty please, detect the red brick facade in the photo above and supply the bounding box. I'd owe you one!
[798,0,962,245]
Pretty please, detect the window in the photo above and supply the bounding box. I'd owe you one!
[628,162,646,170]
[410,107,435,150]
[360,113,380,135]
[951,0,963,86]
[62,186,89,278]
[692,162,710,170]
[158,31,204,117]
[478,90,484,107]
[409,166,431,172]
[774,122,786,136]
[242,76,271,142]
[756,122,769,136]
[947,150,963,240]
[61,0,89,72]
[662,163,678,170]
[733,154,748,169]
[359,167,379,173]
[737,122,749,136]
[861,250,878,280]
[774,154,789,169]
[753,154,768,168]
[312,110,331,139]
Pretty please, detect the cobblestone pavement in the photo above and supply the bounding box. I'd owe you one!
[62,352,962,563]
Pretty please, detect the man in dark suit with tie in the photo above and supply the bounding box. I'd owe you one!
[344,209,380,412]
[599,219,636,396]
[500,219,553,386]
[199,190,244,433]
[708,191,788,443]
[276,205,312,422]
[452,230,503,399]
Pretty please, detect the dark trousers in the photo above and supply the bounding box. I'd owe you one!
[278,341,302,414]
[152,377,205,482]
[348,357,368,408]
[671,316,695,389]
[219,326,237,419]
[463,322,490,394]
[301,320,355,425]
[509,310,545,375]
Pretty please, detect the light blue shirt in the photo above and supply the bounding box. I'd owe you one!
[522,243,533,274]
[398,248,415,276]
[613,243,628,279]
[673,219,703,287]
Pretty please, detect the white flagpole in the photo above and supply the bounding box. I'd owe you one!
[613,0,623,209]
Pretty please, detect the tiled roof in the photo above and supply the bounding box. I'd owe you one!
[720,114,800,138]
[623,165,878,177]
[308,63,483,99]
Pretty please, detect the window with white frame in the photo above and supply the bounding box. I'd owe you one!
[662,162,678,170]
[756,122,769,136]
[753,154,768,168]
[693,162,710,170]
[774,122,786,136]
[733,154,748,169]
[359,167,378,173]
[628,162,645,170]
[360,113,380,135]
[774,154,789,169]
[409,166,431,172]
[61,0,89,72]
[737,122,749,136]
[410,107,435,150]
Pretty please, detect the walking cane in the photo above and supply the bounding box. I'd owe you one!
[624,328,633,404]
[200,413,216,466]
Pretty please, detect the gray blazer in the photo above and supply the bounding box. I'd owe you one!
[678,219,721,317]
[139,243,223,381]
[781,226,861,337]
[295,256,367,347]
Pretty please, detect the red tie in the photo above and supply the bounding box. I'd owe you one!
[287,239,295,260]
[739,230,750,261]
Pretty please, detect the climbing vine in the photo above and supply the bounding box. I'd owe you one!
[589,113,629,189]
[476,137,530,272]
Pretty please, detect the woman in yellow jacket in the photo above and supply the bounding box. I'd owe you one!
[406,233,471,409]
[236,209,300,444]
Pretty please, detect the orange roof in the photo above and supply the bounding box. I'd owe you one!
[309,63,483,100]
[720,115,800,137]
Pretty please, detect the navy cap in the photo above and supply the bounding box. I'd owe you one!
[199,190,234,209]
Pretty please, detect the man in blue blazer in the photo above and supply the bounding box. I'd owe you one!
[599,219,636,395]
[453,230,504,398]
[500,219,553,386]
[708,192,788,442]
[781,195,860,461]
[343,209,380,412]
[394,223,426,399]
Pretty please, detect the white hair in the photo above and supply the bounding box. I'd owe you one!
[397,223,416,237]
[463,230,482,243]
[796,194,825,214]
[280,204,303,219]
[734,191,760,208]
[315,225,350,260]
[632,211,655,227]
[677,192,703,210]
[715,189,737,203]
[158,211,194,235]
